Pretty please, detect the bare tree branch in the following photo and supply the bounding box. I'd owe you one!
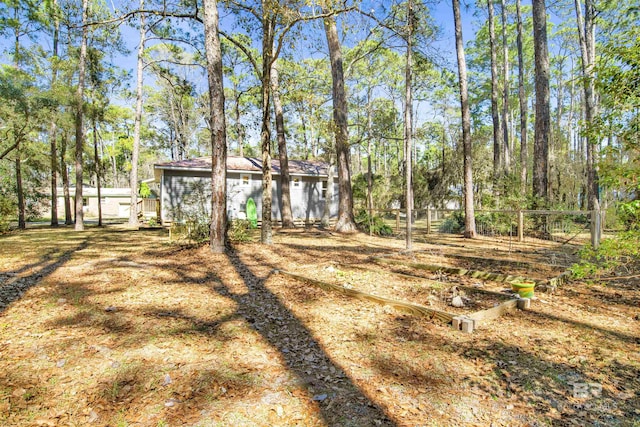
[0,141,20,161]
[80,8,202,28]
[219,30,261,78]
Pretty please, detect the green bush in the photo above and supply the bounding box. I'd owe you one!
[438,211,464,234]
[0,194,15,233]
[229,219,253,243]
[474,212,515,235]
[355,210,393,236]
[570,231,640,279]
[139,182,152,198]
[618,200,640,231]
[184,214,210,243]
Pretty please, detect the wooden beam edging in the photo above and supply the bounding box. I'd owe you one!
[467,299,519,324]
[535,271,571,292]
[457,285,515,300]
[273,269,455,324]
[336,262,516,300]
[444,253,568,270]
[372,256,573,294]
[372,257,527,284]
[453,298,531,333]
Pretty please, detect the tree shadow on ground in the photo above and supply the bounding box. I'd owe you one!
[0,240,88,314]
[570,283,640,310]
[458,340,639,427]
[60,237,397,425]
[217,249,396,426]
[279,242,394,265]
[522,308,639,345]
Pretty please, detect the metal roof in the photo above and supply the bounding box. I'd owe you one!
[154,156,332,177]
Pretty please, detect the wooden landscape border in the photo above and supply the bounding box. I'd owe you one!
[372,257,528,284]
[274,269,531,334]
[274,270,455,324]
[372,256,571,293]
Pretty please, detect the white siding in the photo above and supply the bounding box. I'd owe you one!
[160,169,337,223]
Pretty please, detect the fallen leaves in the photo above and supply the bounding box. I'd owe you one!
[0,227,637,426]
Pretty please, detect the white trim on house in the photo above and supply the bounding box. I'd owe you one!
[154,165,334,178]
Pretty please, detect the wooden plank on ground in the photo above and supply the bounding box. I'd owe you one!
[467,299,519,325]
[444,253,566,270]
[535,271,571,292]
[457,285,514,299]
[275,270,455,324]
[373,257,527,284]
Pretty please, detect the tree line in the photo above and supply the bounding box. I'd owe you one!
[0,0,637,250]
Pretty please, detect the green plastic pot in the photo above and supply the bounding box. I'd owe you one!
[511,281,535,298]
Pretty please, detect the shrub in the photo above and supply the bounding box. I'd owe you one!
[570,231,640,279]
[474,212,515,235]
[438,211,464,234]
[355,210,393,236]
[229,220,253,243]
[184,214,210,243]
[0,194,15,233]
[617,200,640,231]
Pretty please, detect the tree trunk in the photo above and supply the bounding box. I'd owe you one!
[93,119,102,226]
[50,122,59,226]
[129,2,145,226]
[501,0,511,173]
[298,107,309,160]
[260,12,275,244]
[234,81,244,157]
[61,131,73,225]
[323,13,356,233]
[568,58,576,153]
[488,0,503,190]
[574,0,599,211]
[366,89,374,220]
[74,0,88,231]
[532,0,550,207]
[404,0,414,250]
[516,0,528,195]
[271,58,294,228]
[16,146,25,230]
[453,0,477,238]
[49,0,60,227]
[321,153,335,227]
[203,0,228,253]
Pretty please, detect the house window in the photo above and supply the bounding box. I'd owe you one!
[321,180,328,199]
[241,174,250,187]
[82,197,88,207]
[292,177,301,188]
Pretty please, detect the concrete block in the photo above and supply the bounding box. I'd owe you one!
[452,317,464,330]
[461,319,474,333]
[517,298,531,310]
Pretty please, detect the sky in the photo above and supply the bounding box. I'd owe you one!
[0,0,484,93]
[105,0,481,82]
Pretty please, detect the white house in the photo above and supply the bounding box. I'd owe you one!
[154,156,338,224]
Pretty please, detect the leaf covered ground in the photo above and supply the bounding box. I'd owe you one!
[0,225,638,426]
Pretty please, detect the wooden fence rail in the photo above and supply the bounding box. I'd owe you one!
[365,207,601,248]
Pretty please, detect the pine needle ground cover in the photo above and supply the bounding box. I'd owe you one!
[0,226,638,426]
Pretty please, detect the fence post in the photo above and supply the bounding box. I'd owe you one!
[518,210,524,242]
[395,209,400,232]
[426,208,432,235]
[590,209,601,249]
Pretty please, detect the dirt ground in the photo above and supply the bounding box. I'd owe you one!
[0,225,638,427]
